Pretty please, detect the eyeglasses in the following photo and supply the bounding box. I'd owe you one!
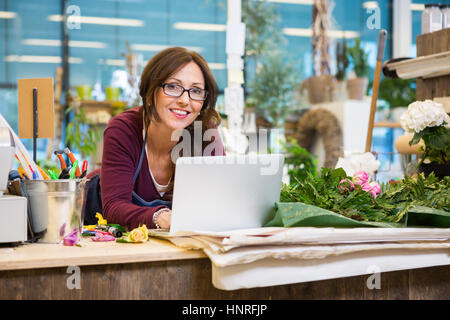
[160,83,208,101]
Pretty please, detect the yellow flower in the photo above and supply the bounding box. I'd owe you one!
[128,224,149,242]
[95,212,107,225]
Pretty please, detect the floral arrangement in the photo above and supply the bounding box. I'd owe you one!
[335,152,380,177]
[339,171,381,199]
[400,100,450,165]
[277,167,449,225]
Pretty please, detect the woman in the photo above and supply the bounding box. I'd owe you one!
[99,47,224,231]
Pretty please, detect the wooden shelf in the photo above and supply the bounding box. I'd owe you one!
[374,121,402,128]
[385,51,450,80]
[80,100,127,114]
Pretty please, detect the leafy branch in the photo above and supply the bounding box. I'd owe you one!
[65,106,102,158]
[281,139,317,185]
[409,123,450,164]
[347,38,370,78]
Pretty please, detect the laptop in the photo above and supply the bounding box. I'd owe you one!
[168,154,285,234]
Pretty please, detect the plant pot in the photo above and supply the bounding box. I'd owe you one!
[331,79,347,102]
[77,85,93,100]
[301,75,333,104]
[347,77,368,100]
[418,162,450,179]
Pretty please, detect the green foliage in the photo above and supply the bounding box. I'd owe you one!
[347,38,370,78]
[36,159,59,172]
[242,0,286,61]
[410,123,450,164]
[248,55,300,127]
[379,77,416,109]
[242,0,301,127]
[335,38,349,81]
[280,168,449,223]
[281,139,317,184]
[65,106,101,158]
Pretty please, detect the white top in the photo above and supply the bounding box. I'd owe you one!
[143,127,171,197]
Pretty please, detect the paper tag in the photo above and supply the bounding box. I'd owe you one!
[18,78,55,139]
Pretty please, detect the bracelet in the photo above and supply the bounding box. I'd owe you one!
[153,208,170,229]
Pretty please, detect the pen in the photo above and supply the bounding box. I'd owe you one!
[54,150,67,170]
[29,165,38,180]
[47,169,58,180]
[19,150,38,179]
[64,147,81,177]
[18,166,29,180]
[69,160,78,179]
[97,225,123,238]
[82,160,88,173]
[38,166,50,180]
[58,167,70,179]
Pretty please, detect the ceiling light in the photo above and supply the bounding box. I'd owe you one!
[101,59,126,66]
[283,28,360,38]
[283,28,312,37]
[48,14,144,27]
[0,11,16,19]
[4,55,82,64]
[267,0,313,4]
[208,63,226,70]
[362,1,379,9]
[410,4,425,11]
[22,39,107,48]
[173,22,227,32]
[131,44,204,52]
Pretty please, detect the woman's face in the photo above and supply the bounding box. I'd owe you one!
[154,61,205,131]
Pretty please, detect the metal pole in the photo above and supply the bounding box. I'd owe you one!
[33,88,38,163]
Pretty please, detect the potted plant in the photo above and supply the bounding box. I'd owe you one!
[347,38,370,100]
[378,77,416,122]
[65,92,102,160]
[400,100,450,179]
[300,0,333,104]
[333,38,349,101]
[280,138,318,185]
[242,0,300,154]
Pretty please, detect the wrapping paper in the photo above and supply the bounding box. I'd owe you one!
[265,203,450,228]
[149,227,450,254]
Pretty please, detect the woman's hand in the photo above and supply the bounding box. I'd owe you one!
[156,209,172,229]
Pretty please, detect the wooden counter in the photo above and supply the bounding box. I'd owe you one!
[0,238,449,299]
[0,238,205,271]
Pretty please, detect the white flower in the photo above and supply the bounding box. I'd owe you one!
[400,100,449,133]
[335,152,380,177]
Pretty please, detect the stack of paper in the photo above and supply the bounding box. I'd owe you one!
[150,227,450,290]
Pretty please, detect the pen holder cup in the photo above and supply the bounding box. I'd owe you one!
[23,179,90,243]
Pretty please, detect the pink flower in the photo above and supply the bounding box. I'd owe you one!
[91,232,116,242]
[362,181,381,199]
[339,178,354,191]
[63,229,79,246]
[352,171,369,186]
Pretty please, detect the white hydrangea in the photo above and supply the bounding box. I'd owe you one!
[335,152,381,177]
[400,100,449,133]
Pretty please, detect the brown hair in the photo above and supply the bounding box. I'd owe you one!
[139,47,222,201]
[139,46,221,133]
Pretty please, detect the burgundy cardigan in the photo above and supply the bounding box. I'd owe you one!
[100,106,224,230]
